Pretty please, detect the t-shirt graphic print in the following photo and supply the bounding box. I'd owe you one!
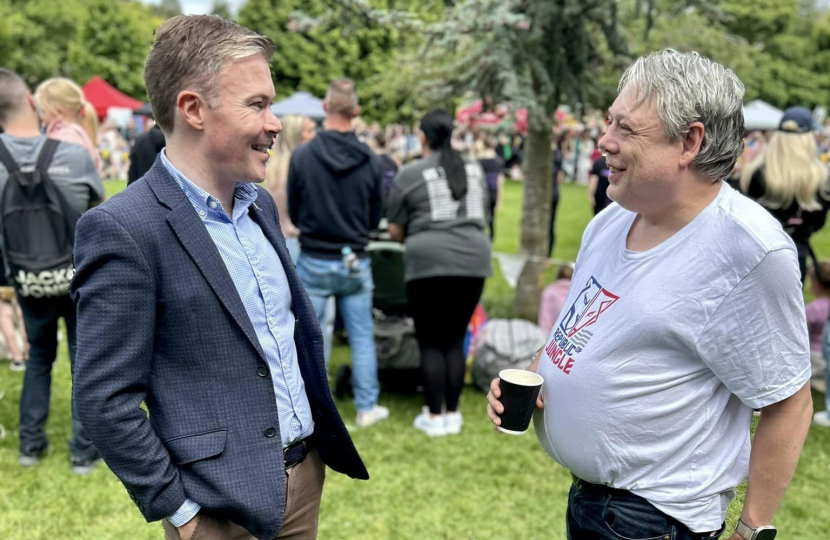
[545,276,619,376]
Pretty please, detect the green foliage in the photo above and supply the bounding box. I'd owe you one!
[67,0,160,100]
[617,0,830,110]
[238,0,439,125]
[718,0,800,43]
[152,0,183,19]
[0,0,84,86]
[0,0,159,100]
[210,0,234,20]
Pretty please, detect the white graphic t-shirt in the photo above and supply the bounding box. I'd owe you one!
[534,182,811,532]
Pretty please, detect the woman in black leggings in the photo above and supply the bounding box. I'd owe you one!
[387,109,492,436]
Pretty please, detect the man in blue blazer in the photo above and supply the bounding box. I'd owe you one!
[71,15,367,540]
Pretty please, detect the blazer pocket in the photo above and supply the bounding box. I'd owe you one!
[164,429,228,466]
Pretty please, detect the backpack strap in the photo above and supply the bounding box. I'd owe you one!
[35,139,60,174]
[0,138,20,174]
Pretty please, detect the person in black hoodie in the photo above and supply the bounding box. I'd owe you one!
[127,121,165,185]
[288,78,387,428]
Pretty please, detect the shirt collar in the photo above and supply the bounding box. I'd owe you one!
[161,149,259,217]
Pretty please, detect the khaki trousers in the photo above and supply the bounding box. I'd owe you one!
[163,448,326,540]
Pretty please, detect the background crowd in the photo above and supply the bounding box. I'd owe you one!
[2,70,830,441]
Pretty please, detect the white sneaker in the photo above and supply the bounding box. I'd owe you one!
[813,410,830,428]
[444,411,463,435]
[355,405,389,428]
[413,407,447,437]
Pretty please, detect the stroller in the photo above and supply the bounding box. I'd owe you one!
[334,241,421,399]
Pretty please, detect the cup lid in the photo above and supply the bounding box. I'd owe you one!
[499,369,544,386]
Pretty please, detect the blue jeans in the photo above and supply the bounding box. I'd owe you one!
[296,253,379,412]
[822,324,830,411]
[17,295,98,460]
[566,484,724,540]
[286,239,335,365]
[285,237,301,265]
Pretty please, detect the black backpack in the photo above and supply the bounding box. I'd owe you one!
[0,138,77,298]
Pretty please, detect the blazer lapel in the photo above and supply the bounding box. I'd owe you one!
[145,163,266,361]
[248,199,293,281]
[247,192,324,351]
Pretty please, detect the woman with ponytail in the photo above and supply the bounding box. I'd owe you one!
[34,78,103,173]
[387,109,492,437]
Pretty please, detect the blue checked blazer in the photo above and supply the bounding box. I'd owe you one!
[71,158,368,540]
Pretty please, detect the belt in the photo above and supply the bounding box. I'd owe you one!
[284,438,312,469]
[571,474,725,538]
[571,473,630,497]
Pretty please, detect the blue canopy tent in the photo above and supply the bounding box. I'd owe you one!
[270,92,326,121]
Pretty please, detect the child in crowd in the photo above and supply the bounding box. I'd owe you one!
[538,263,574,335]
[811,262,830,427]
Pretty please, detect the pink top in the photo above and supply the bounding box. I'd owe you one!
[805,296,830,352]
[46,118,103,174]
[538,279,571,335]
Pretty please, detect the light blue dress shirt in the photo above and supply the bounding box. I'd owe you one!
[161,151,314,526]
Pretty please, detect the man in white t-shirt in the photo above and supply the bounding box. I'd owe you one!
[487,50,813,540]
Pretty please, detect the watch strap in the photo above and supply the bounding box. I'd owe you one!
[736,519,777,540]
[735,519,756,540]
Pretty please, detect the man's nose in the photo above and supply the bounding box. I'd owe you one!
[598,129,617,155]
[266,109,281,136]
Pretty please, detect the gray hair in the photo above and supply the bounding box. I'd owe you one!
[144,15,275,134]
[0,68,29,127]
[618,49,745,181]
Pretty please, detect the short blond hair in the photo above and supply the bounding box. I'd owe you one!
[34,78,86,123]
[144,15,275,133]
[325,79,359,119]
[0,69,28,126]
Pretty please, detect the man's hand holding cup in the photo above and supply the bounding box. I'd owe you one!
[486,356,545,434]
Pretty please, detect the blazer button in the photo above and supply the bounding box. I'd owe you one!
[257,366,269,377]
[264,427,277,438]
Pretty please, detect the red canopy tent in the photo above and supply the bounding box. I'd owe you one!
[82,76,144,120]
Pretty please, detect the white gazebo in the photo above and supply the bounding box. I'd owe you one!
[270,92,326,121]
[743,100,784,131]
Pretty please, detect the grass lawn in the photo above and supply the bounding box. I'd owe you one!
[0,179,827,539]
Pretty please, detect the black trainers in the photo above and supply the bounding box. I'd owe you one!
[71,453,103,476]
[19,445,47,467]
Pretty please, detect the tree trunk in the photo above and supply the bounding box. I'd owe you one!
[643,0,656,41]
[514,120,553,321]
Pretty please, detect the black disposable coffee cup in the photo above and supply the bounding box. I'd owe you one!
[497,369,544,435]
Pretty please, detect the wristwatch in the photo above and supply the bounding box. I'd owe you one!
[735,519,777,540]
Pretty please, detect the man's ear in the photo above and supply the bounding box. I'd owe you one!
[352,105,361,119]
[322,100,329,114]
[176,90,208,131]
[26,93,38,113]
[680,122,705,168]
